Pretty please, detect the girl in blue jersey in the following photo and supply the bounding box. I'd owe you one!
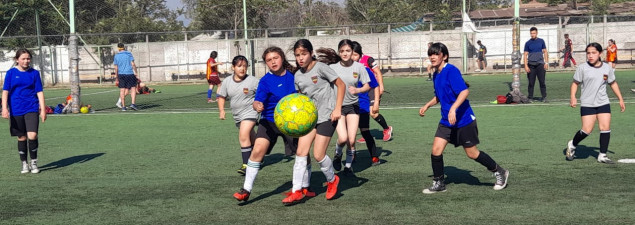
[419,43,508,193]
[2,49,47,174]
[282,39,346,205]
[233,47,299,202]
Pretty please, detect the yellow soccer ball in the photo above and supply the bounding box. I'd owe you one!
[274,93,317,137]
[80,106,89,114]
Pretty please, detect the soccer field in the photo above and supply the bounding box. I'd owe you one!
[0,71,634,224]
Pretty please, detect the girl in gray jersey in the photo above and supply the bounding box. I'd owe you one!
[217,56,259,175]
[317,39,371,174]
[566,43,625,163]
[282,39,346,205]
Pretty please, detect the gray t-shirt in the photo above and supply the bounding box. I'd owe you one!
[329,61,370,106]
[573,62,616,107]
[295,62,339,124]
[217,75,260,123]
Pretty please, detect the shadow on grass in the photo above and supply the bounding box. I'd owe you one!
[562,144,614,160]
[261,153,294,170]
[39,153,105,171]
[443,166,492,187]
[349,147,392,174]
[239,181,292,206]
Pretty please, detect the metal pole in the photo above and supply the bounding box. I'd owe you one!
[462,0,467,72]
[69,0,80,113]
[242,0,251,75]
[511,0,521,93]
[35,10,44,83]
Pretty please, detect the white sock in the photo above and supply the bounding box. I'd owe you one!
[335,144,343,155]
[345,149,354,168]
[117,98,121,105]
[243,160,261,192]
[318,156,335,182]
[292,156,307,192]
[303,163,311,188]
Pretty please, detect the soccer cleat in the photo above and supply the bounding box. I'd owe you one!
[282,190,304,206]
[341,167,355,176]
[115,101,122,109]
[21,162,30,174]
[302,188,316,197]
[566,140,576,161]
[233,188,250,201]
[383,126,393,142]
[372,157,381,166]
[333,153,342,171]
[30,160,39,174]
[237,164,247,175]
[597,154,615,164]
[129,104,138,111]
[481,69,487,73]
[356,137,366,143]
[121,106,127,112]
[422,178,446,194]
[207,98,213,103]
[325,175,340,200]
[493,169,509,190]
[474,69,481,72]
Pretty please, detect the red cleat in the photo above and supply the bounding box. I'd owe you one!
[233,188,250,201]
[356,137,366,143]
[382,126,393,142]
[284,187,316,197]
[372,157,381,166]
[325,175,340,200]
[282,190,304,206]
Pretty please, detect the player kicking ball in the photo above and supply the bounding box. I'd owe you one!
[566,42,625,163]
[419,43,509,193]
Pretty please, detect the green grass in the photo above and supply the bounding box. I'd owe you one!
[1,71,634,224]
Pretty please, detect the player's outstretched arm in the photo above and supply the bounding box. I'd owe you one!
[420,97,439,117]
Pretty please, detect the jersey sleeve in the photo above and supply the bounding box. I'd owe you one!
[2,70,11,91]
[217,78,229,98]
[34,70,43,92]
[448,67,468,95]
[319,63,339,83]
[572,66,583,83]
[254,77,268,102]
[367,57,378,69]
[607,67,616,84]
[541,39,547,50]
[358,64,370,85]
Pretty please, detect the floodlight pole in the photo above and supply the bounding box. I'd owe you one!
[69,0,81,113]
[243,0,252,75]
[511,0,521,92]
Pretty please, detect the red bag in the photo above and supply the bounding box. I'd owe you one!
[497,95,507,104]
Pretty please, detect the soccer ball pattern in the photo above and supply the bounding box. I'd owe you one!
[274,93,318,137]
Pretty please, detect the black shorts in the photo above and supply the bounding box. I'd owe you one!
[581,104,611,116]
[10,112,39,136]
[256,119,297,156]
[341,104,360,115]
[435,120,480,148]
[359,113,370,129]
[316,120,337,137]
[118,75,138,89]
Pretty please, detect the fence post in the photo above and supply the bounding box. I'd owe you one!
[387,24,392,72]
[146,34,151,81]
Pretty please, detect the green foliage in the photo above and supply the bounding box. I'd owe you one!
[346,0,429,24]
[434,3,455,30]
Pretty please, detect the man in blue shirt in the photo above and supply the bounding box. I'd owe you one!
[523,27,549,102]
[114,43,139,111]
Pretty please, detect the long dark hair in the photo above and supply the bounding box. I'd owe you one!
[232,55,249,67]
[316,39,356,65]
[351,41,363,56]
[262,46,295,73]
[428,42,449,63]
[586,42,603,62]
[292,39,317,68]
[14,49,32,67]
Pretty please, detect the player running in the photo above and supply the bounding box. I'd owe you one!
[419,43,509,193]
[216,55,259,175]
[566,42,625,163]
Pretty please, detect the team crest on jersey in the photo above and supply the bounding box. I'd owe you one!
[353,72,358,79]
[311,76,318,84]
[243,88,249,94]
[603,74,608,81]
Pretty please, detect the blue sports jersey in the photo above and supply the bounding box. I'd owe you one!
[523,38,546,65]
[254,70,297,122]
[358,68,378,113]
[2,67,43,116]
[114,51,135,75]
[432,63,475,128]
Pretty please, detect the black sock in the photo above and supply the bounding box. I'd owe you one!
[361,130,378,157]
[572,130,589,146]
[18,140,27,162]
[241,147,252,165]
[431,154,444,178]
[374,114,389,130]
[599,130,610,154]
[474,151,498,172]
[28,139,38,160]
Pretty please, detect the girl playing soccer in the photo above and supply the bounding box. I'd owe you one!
[2,49,47,174]
[282,39,346,205]
[233,47,299,202]
[566,42,625,163]
[606,39,617,69]
[419,43,509,193]
[217,55,259,175]
[206,51,224,103]
[317,39,371,174]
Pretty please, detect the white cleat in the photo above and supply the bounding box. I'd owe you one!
[30,160,40,174]
[21,163,30,174]
[566,140,576,161]
[597,154,614,164]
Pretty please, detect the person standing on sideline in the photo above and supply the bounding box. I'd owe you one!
[523,27,549,103]
[606,39,617,69]
[217,55,259,175]
[207,51,224,103]
[2,49,47,174]
[419,43,509,194]
[114,43,139,111]
[566,42,625,163]
[560,34,577,68]
[475,40,487,72]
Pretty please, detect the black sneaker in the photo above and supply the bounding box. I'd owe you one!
[129,104,139,110]
[237,164,247,176]
[121,106,127,112]
[341,167,355,176]
[493,169,509,190]
[422,177,446,194]
[333,153,342,171]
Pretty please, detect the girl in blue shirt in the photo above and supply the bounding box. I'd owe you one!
[419,43,508,193]
[2,49,47,174]
[233,46,298,202]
